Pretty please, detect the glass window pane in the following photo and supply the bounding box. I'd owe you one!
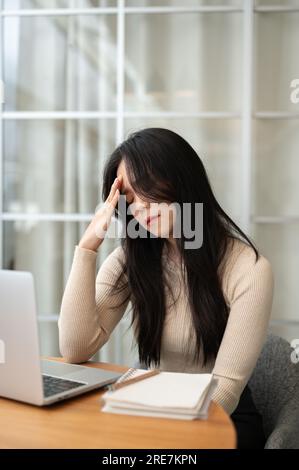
[3,219,124,358]
[125,13,242,112]
[4,14,117,111]
[4,0,117,8]
[4,119,116,214]
[255,12,299,112]
[40,309,135,362]
[252,120,299,217]
[269,322,299,345]
[3,220,120,315]
[38,322,60,357]
[252,223,299,322]
[124,119,242,222]
[255,0,299,6]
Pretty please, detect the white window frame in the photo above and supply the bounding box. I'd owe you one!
[1,0,299,355]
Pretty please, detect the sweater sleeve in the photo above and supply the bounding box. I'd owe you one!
[211,246,274,415]
[58,245,130,364]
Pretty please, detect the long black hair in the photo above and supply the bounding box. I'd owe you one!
[102,128,259,368]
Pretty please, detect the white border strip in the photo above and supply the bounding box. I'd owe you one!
[2,111,116,119]
[241,0,254,234]
[255,111,299,119]
[0,6,242,17]
[0,7,118,17]
[270,319,299,326]
[2,213,94,221]
[116,0,125,144]
[255,6,299,13]
[2,111,299,120]
[2,213,299,224]
[113,0,126,364]
[1,111,241,120]
[252,216,299,224]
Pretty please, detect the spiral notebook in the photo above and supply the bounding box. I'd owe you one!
[101,368,219,420]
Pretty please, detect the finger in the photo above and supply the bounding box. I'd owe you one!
[106,189,119,215]
[107,177,119,203]
[112,188,120,205]
[106,179,118,203]
[95,191,119,239]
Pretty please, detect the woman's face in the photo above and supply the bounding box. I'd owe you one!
[116,160,175,238]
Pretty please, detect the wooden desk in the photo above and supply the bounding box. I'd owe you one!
[0,358,236,449]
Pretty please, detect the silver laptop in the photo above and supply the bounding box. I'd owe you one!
[0,269,123,406]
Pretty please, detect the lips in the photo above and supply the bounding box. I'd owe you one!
[146,214,160,225]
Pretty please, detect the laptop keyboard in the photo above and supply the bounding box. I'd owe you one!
[42,374,86,398]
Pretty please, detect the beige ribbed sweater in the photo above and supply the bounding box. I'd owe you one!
[58,237,274,415]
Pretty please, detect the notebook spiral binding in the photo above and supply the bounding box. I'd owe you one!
[116,368,137,384]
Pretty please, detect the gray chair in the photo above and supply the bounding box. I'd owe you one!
[248,333,299,449]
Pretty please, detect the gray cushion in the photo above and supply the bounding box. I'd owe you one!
[248,333,299,449]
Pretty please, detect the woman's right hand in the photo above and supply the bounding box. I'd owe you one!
[78,176,122,252]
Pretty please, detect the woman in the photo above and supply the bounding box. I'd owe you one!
[59,128,274,449]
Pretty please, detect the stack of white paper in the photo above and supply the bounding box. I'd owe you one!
[101,370,218,420]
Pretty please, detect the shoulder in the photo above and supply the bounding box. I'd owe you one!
[221,237,274,305]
